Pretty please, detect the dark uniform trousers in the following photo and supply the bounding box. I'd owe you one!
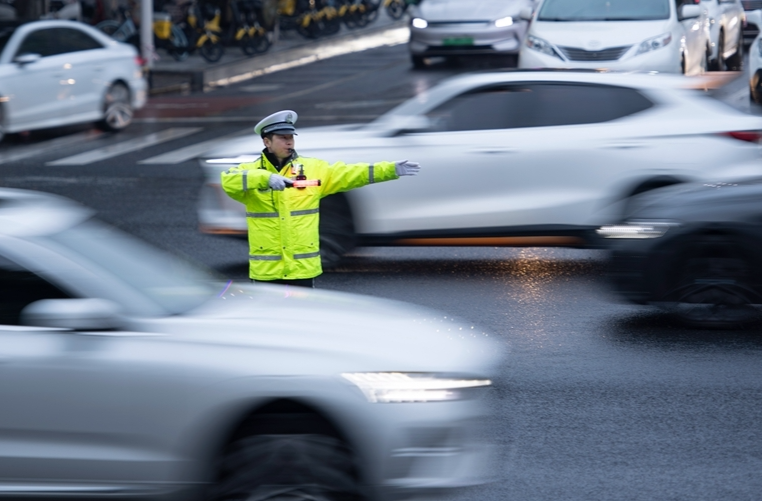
[252,278,315,288]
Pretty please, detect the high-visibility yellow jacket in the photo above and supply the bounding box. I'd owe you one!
[221,152,399,281]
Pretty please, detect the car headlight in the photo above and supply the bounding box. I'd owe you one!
[635,32,672,56]
[342,372,492,403]
[596,221,681,239]
[495,16,513,28]
[525,35,562,59]
[411,17,428,29]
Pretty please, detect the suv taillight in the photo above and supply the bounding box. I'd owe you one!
[720,131,762,143]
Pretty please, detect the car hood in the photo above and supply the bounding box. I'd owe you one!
[627,178,762,222]
[417,0,529,21]
[530,19,671,49]
[131,283,505,375]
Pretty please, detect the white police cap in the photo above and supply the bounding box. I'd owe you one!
[255,110,298,137]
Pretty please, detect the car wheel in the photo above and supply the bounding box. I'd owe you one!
[411,55,425,69]
[658,236,762,328]
[711,32,725,71]
[725,33,743,71]
[210,434,361,501]
[99,83,132,132]
[319,194,356,269]
[752,74,762,104]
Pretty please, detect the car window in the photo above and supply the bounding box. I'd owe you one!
[15,27,103,58]
[0,255,73,326]
[537,0,671,21]
[15,28,57,57]
[56,27,104,53]
[424,83,654,132]
[48,220,218,315]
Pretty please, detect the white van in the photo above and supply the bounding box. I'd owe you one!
[518,0,709,75]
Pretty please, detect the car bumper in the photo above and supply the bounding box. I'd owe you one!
[409,21,528,57]
[518,44,681,73]
[132,76,148,110]
[198,162,247,235]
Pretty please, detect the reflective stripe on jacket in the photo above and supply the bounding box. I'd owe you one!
[221,153,398,280]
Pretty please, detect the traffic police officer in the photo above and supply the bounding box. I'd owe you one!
[221,110,420,288]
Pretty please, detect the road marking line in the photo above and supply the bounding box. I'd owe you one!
[0,130,103,165]
[46,128,203,166]
[139,128,253,164]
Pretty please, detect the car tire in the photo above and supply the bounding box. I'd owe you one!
[210,433,361,501]
[658,236,762,329]
[725,33,743,71]
[711,31,725,71]
[99,83,133,132]
[411,55,425,69]
[319,194,356,269]
[752,71,762,104]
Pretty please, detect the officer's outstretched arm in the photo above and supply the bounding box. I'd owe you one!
[221,163,272,202]
[321,160,399,196]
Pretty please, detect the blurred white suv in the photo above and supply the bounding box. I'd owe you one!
[519,0,710,75]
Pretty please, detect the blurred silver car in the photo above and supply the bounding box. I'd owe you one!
[0,188,501,500]
[198,71,762,267]
[408,0,536,67]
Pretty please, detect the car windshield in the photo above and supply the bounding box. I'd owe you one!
[47,219,220,315]
[537,0,671,21]
[0,27,14,54]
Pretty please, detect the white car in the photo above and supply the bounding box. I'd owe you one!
[198,71,762,265]
[0,19,146,143]
[701,0,744,70]
[748,9,762,102]
[0,187,500,499]
[408,0,536,68]
[518,0,710,75]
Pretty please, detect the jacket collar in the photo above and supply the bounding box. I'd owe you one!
[261,148,299,172]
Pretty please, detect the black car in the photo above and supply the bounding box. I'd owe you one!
[601,179,762,328]
[742,0,762,45]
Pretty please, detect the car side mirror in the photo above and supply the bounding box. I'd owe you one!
[519,7,533,21]
[383,115,432,136]
[20,298,124,331]
[13,53,42,66]
[746,10,762,27]
[679,4,701,21]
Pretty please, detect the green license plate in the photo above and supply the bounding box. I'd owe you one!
[442,37,474,46]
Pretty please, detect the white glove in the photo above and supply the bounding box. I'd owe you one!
[394,160,421,177]
[268,174,293,191]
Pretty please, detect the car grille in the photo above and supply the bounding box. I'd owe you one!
[742,0,762,10]
[426,21,492,28]
[559,45,632,62]
[557,45,632,62]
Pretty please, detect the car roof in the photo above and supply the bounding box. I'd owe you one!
[0,188,93,237]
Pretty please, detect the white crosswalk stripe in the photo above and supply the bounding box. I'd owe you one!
[46,128,203,166]
[139,128,253,164]
[0,130,104,166]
